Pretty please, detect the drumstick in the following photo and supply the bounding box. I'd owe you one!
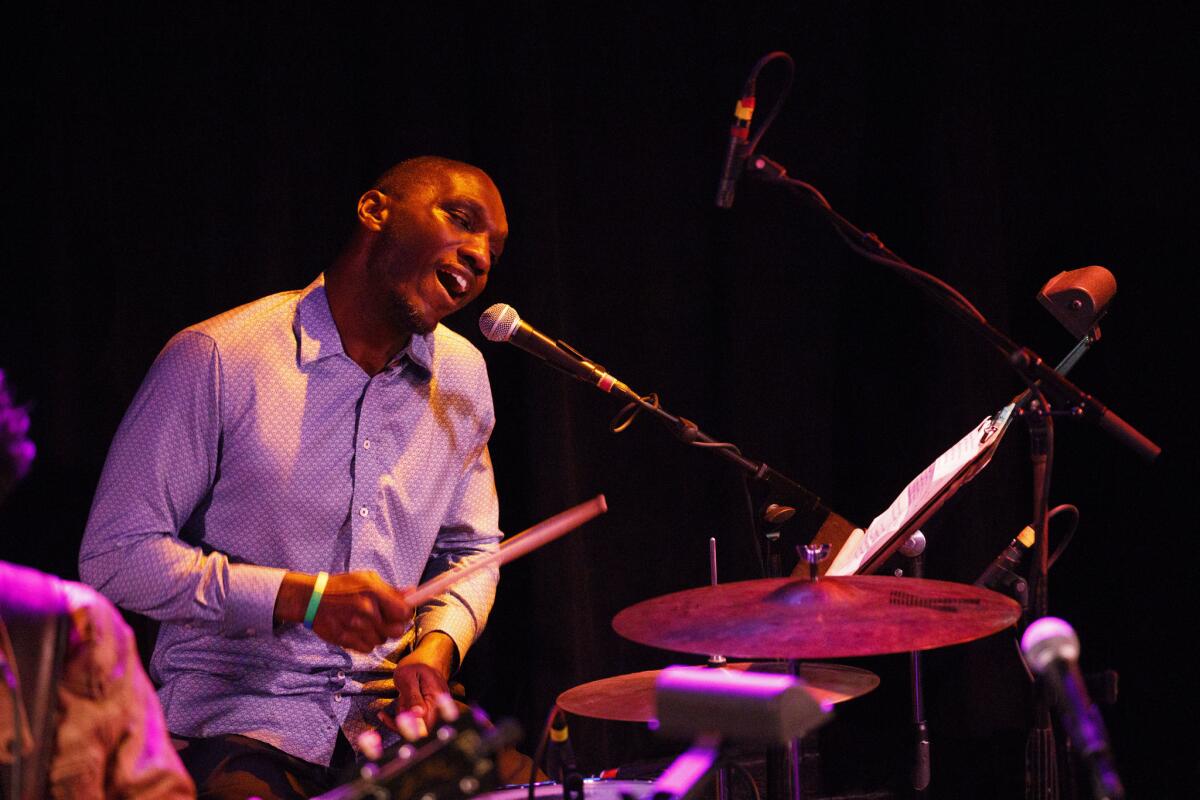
[405,494,608,606]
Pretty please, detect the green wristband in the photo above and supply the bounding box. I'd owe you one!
[303,571,329,630]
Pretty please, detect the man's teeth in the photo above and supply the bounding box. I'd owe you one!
[438,269,468,297]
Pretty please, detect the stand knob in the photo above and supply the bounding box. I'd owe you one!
[799,543,831,581]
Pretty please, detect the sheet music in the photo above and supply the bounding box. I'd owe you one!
[826,403,1016,576]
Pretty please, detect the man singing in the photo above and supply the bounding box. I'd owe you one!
[80,156,509,798]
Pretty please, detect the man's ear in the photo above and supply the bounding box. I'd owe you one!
[357,190,389,231]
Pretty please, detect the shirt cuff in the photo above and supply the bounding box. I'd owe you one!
[222,563,288,638]
[414,605,477,667]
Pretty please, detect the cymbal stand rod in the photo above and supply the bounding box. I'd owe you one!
[899,533,931,796]
[709,537,719,587]
[707,537,732,800]
[707,538,727,669]
[787,661,805,800]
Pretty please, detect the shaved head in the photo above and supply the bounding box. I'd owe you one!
[371,156,496,203]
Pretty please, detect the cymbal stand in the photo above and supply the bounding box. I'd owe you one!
[896,532,931,797]
[707,538,732,800]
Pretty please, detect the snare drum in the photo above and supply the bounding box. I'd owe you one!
[475,779,656,800]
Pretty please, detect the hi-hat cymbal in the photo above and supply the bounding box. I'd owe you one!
[556,662,879,722]
[612,576,1021,660]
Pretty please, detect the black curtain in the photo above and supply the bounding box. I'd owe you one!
[3,3,1195,797]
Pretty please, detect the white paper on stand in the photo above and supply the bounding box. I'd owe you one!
[826,403,1016,576]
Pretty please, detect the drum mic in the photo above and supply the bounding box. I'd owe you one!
[548,709,583,800]
[479,304,637,399]
[974,525,1035,591]
[1021,617,1125,800]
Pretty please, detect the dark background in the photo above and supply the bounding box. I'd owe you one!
[2,3,1195,798]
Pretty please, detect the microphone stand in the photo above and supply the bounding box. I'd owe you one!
[739,154,1160,800]
[613,388,848,581]
[1023,392,1059,799]
[742,154,1160,465]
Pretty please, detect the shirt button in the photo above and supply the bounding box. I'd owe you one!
[359,506,369,517]
[337,671,346,680]
[363,439,371,449]
[334,692,343,702]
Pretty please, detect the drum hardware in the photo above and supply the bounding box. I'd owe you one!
[470,780,657,800]
[637,666,832,800]
[894,532,931,798]
[555,662,878,725]
[609,562,1019,800]
[707,537,730,800]
[313,710,521,800]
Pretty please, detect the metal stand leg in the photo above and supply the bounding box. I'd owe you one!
[899,533,931,797]
[787,660,804,800]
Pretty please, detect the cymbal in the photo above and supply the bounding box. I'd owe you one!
[612,576,1021,660]
[556,662,879,722]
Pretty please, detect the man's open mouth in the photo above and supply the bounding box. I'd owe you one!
[436,268,470,300]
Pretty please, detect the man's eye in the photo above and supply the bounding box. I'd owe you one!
[447,209,474,231]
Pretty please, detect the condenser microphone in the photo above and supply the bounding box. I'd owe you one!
[715,93,755,208]
[1022,617,1125,800]
[479,304,637,399]
[547,710,583,800]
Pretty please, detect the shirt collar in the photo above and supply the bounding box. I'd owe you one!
[294,275,346,367]
[294,274,436,375]
[403,327,435,374]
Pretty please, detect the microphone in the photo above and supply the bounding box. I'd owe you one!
[548,711,583,800]
[1021,617,1125,800]
[974,525,1035,590]
[715,92,755,208]
[479,304,636,399]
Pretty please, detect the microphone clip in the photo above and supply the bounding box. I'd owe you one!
[743,153,789,182]
[979,562,1029,611]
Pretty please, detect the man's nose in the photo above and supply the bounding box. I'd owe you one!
[458,236,491,274]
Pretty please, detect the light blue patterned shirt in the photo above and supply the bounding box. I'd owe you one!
[79,275,501,766]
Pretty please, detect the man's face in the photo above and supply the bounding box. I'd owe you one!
[364,166,508,335]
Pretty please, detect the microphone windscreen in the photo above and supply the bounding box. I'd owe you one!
[1021,616,1081,675]
[479,303,521,342]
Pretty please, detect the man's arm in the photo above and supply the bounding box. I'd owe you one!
[274,570,411,653]
[79,331,414,649]
[411,436,502,654]
[78,330,285,637]
[391,403,502,729]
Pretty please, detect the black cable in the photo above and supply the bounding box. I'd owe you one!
[779,175,990,325]
[609,393,659,434]
[742,51,795,157]
[1046,503,1080,570]
[731,760,763,800]
[610,393,763,577]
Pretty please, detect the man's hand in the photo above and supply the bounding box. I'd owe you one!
[379,631,459,738]
[273,570,412,653]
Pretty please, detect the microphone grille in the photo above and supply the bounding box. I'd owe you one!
[479,303,522,342]
[1021,616,1081,675]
